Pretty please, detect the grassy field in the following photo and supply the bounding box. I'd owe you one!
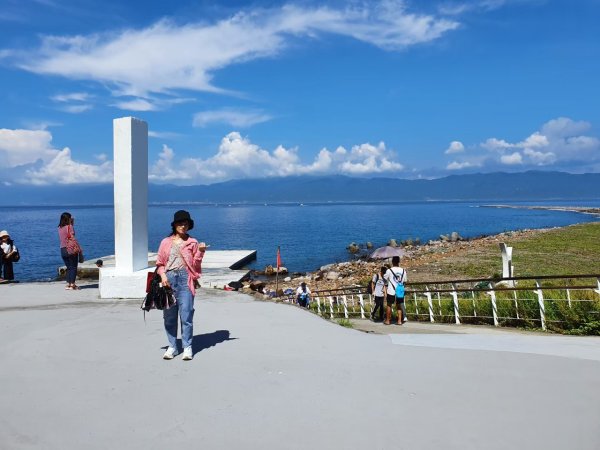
[412,222,600,280]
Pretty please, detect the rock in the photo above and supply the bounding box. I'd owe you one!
[450,232,462,242]
[264,265,275,275]
[284,276,291,282]
[440,234,449,242]
[388,239,398,247]
[347,242,360,254]
[320,264,334,271]
[249,281,265,292]
[366,242,373,249]
[326,271,340,280]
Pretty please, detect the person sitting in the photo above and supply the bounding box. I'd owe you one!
[296,282,311,307]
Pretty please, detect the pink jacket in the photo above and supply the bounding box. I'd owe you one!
[156,236,205,293]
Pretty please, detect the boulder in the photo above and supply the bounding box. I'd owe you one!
[326,271,340,281]
[264,265,275,275]
[388,239,398,247]
[366,242,373,249]
[347,242,360,254]
[450,231,462,242]
[320,263,334,271]
[284,276,291,282]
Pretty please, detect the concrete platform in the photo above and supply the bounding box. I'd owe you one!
[1,281,599,450]
[62,250,256,294]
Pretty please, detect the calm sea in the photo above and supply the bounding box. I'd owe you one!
[3,200,599,282]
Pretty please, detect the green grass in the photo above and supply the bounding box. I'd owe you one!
[336,318,354,328]
[428,222,600,279]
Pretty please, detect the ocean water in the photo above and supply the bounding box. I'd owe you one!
[3,200,599,282]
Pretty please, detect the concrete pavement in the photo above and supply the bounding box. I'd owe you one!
[1,282,599,449]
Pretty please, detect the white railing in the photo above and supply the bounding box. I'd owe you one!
[311,275,600,332]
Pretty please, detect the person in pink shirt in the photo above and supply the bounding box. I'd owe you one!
[58,212,80,290]
[156,210,206,361]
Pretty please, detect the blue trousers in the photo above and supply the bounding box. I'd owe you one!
[61,247,78,284]
[163,269,195,350]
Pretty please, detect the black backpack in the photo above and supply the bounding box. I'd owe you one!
[141,270,175,312]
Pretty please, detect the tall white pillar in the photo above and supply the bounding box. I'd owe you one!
[113,117,148,273]
[99,117,153,298]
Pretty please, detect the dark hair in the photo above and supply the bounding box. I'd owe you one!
[380,266,387,275]
[168,222,191,237]
[301,282,307,292]
[59,212,72,228]
[392,256,400,266]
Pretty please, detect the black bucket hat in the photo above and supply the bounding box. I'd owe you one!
[171,210,194,230]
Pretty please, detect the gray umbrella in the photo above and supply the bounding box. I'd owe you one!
[369,246,406,260]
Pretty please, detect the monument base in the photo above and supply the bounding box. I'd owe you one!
[99,267,155,299]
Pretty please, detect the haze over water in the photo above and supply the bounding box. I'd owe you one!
[3,200,598,282]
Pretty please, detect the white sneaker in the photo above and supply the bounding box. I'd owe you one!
[182,346,193,361]
[403,317,408,323]
[163,347,178,360]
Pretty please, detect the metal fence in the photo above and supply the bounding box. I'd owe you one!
[311,274,600,331]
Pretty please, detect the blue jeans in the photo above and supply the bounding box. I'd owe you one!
[61,247,78,284]
[163,269,195,350]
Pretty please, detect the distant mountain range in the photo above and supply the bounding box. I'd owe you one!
[3,171,600,206]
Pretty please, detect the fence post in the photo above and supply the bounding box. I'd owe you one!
[328,296,334,319]
[358,294,365,319]
[413,291,419,317]
[487,285,499,327]
[436,291,442,317]
[315,296,321,315]
[534,280,546,331]
[342,295,349,319]
[595,277,600,296]
[451,283,460,325]
[425,288,434,323]
[471,290,477,317]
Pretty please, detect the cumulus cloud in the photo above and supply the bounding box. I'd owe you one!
[0,127,111,184]
[444,117,600,172]
[25,148,113,185]
[193,108,273,128]
[446,160,479,170]
[149,132,404,183]
[0,128,57,166]
[12,1,459,101]
[445,141,464,154]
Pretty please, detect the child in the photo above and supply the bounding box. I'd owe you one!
[0,230,19,281]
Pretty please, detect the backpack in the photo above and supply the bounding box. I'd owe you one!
[389,268,405,298]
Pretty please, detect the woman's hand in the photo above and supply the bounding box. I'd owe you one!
[161,275,170,289]
[198,242,207,252]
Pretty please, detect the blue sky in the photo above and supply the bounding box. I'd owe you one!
[1,0,599,185]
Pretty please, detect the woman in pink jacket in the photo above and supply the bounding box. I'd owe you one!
[156,210,206,361]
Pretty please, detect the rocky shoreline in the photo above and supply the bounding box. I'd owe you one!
[241,226,560,298]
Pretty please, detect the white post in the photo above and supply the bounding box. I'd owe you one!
[315,296,322,315]
[534,280,547,331]
[358,294,365,319]
[328,296,334,319]
[488,288,499,327]
[451,283,460,325]
[499,243,514,286]
[342,295,349,319]
[425,288,434,323]
[114,117,148,272]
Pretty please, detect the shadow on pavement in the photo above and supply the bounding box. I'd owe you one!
[192,330,237,355]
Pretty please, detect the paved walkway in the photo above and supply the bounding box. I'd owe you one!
[1,282,599,450]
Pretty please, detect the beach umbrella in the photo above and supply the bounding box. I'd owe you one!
[369,246,406,260]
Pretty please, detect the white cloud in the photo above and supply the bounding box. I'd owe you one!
[446,160,478,170]
[149,132,404,183]
[51,92,91,102]
[148,130,182,139]
[481,137,514,151]
[447,117,600,171]
[445,140,464,154]
[500,152,523,165]
[24,148,113,185]
[61,104,93,113]
[0,128,112,185]
[112,98,157,112]
[193,108,273,128]
[14,2,459,99]
[0,128,57,166]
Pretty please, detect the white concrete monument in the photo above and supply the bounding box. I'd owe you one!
[499,242,515,286]
[99,117,154,298]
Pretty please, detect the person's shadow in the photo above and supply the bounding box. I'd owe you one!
[162,330,237,356]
